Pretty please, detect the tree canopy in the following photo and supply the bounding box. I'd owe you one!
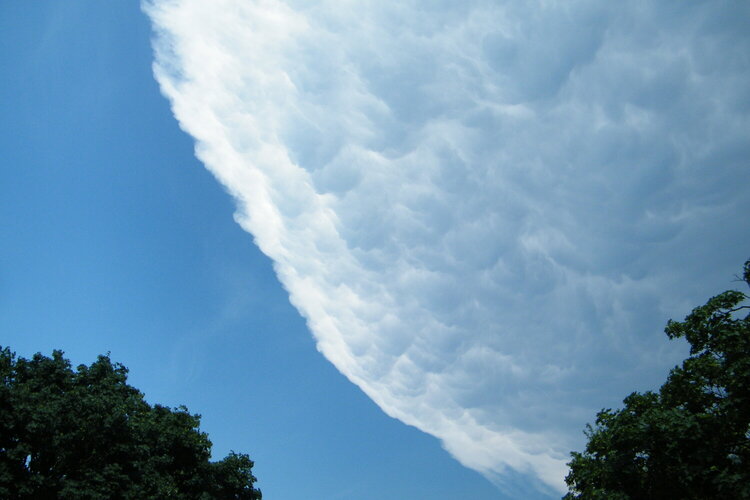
[0,348,261,499]
[564,261,750,499]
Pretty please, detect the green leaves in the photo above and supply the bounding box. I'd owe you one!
[0,348,261,499]
[564,260,750,500]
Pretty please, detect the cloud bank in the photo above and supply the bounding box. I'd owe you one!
[144,0,750,493]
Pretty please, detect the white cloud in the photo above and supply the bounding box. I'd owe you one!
[144,0,750,494]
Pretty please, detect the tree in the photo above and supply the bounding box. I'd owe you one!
[563,260,750,499]
[0,348,262,499]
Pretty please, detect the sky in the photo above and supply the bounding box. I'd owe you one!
[1,1,749,499]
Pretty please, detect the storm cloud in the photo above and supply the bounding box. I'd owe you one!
[145,0,750,492]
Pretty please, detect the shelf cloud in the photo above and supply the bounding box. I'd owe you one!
[145,0,750,493]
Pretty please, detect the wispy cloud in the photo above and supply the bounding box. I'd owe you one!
[144,0,750,492]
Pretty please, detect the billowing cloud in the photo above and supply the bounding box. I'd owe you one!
[144,0,750,494]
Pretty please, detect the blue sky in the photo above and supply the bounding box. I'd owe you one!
[2,2,749,499]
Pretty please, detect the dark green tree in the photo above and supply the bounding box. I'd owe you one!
[564,260,750,499]
[0,348,261,499]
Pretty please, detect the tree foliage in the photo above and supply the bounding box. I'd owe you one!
[0,348,261,499]
[564,261,750,499]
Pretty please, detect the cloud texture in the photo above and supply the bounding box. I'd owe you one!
[145,0,750,492]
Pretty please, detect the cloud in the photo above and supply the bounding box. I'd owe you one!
[144,0,750,493]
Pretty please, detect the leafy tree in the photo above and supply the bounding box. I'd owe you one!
[564,260,750,499]
[0,348,261,499]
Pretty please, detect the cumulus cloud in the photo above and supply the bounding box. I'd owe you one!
[144,0,750,493]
